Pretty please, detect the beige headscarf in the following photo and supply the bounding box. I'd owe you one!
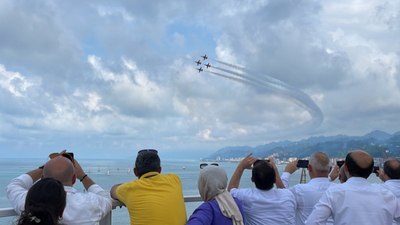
[198,165,244,225]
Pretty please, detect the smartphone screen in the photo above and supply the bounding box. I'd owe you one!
[336,160,345,167]
[297,159,309,168]
[373,166,379,174]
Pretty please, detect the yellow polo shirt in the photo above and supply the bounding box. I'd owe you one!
[116,172,187,225]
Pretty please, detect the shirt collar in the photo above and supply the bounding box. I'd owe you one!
[139,171,160,179]
[385,179,400,186]
[309,177,330,183]
[346,176,369,184]
[64,185,78,193]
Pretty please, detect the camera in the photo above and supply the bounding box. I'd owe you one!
[336,160,345,167]
[297,159,309,168]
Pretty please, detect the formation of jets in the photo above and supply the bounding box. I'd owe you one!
[195,54,210,73]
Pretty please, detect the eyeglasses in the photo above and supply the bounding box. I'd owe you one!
[138,149,158,155]
[49,151,74,163]
[200,163,219,169]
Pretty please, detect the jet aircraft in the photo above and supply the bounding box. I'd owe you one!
[205,63,211,68]
[201,54,208,60]
[197,67,203,73]
[195,60,201,66]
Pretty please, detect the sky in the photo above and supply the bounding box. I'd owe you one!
[0,0,399,160]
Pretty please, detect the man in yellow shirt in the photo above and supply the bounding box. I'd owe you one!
[110,149,186,225]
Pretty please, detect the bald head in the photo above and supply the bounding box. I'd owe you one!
[345,150,374,179]
[43,156,75,186]
[383,158,400,180]
[309,152,330,177]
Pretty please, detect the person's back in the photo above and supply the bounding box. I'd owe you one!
[186,165,244,225]
[291,179,334,224]
[281,152,336,225]
[111,149,186,225]
[7,152,112,225]
[306,150,400,225]
[228,155,296,225]
[332,179,396,224]
[231,187,295,225]
[117,172,186,225]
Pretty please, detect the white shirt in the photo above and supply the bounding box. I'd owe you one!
[230,187,296,225]
[383,180,400,198]
[382,180,400,225]
[6,174,112,225]
[281,172,335,225]
[306,177,400,225]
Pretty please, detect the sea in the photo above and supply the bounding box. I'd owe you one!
[0,158,382,225]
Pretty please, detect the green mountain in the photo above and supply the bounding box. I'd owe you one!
[205,130,400,160]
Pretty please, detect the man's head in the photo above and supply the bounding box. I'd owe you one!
[345,150,374,179]
[383,158,400,180]
[134,149,161,178]
[42,156,76,186]
[251,160,275,190]
[308,152,330,178]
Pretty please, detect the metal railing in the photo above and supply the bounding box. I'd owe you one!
[0,195,202,225]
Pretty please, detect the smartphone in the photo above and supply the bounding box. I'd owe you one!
[297,159,309,168]
[373,166,379,174]
[336,160,345,167]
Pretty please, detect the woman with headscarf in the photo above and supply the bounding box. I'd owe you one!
[186,165,244,225]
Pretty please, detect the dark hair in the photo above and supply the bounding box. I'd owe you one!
[135,149,161,178]
[16,178,66,225]
[252,160,275,190]
[383,159,400,179]
[345,152,373,179]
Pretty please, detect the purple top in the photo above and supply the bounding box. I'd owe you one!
[186,197,244,225]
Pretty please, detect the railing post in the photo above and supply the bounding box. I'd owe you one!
[99,211,112,225]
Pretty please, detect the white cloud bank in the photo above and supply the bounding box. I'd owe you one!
[0,0,399,159]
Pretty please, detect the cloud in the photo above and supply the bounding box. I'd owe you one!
[0,0,400,158]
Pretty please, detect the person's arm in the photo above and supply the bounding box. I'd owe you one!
[228,153,257,191]
[110,184,122,200]
[328,165,339,182]
[305,192,332,225]
[73,159,95,190]
[27,167,44,182]
[269,157,285,188]
[377,168,388,182]
[186,202,213,225]
[280,160,298,188]
[6,165,44,214]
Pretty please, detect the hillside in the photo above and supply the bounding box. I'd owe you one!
[204,130,400,160]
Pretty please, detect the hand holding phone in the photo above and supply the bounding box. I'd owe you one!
[336,160,345,167]
[297,159,309,168]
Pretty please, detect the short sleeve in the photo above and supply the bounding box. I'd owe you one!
[186,202,213,225]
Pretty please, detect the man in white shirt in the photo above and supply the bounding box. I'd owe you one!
[281,152,336,225]
[379,158,400,197]
[378,158,400,225]
[7,153,112,225]
[228,154,296,225]
[306,150,400,225]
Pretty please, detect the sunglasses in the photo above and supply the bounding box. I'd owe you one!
[200,163,219,169]
[49,152,74,163]
[138,149,158,155]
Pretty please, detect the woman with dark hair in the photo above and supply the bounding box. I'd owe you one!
[16,178,66,225]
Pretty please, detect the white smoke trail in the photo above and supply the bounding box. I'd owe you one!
[205,59,324,127]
